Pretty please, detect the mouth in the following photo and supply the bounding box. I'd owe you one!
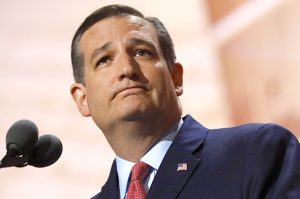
[113,84,148,99]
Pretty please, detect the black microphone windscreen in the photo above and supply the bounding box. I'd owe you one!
[6,120,39,155]
[29,134,63,168]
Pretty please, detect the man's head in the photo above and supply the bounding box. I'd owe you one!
[70,4,183,139]
[71,4,176,84]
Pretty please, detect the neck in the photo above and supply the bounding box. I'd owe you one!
[104,112,181,163]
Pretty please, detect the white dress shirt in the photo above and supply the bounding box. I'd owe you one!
[116,119,183,199]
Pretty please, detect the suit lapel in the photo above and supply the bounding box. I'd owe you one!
[99,160,120,199]
[147,115,208,199]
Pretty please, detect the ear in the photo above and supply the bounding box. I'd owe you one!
[70,83,91,117]
[171,63,183,96]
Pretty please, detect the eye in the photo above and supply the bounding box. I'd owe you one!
[134,49,153,58]
[96,55,111,67]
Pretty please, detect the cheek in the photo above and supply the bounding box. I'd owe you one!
[154,60,166,69]
[149,69,175,97]
[152,62,173,87]
[85,79,108,107]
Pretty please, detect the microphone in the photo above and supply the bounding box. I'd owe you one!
[6,120,39,156]
[0,120,63,169]
[29,134,63,168]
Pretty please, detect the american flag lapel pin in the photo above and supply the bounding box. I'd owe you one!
[177,163,188,172]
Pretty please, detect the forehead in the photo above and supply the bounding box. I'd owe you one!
[79,16,158,53]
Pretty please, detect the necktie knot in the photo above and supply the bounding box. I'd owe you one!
[127,161,150,199]
[130,161,150,182]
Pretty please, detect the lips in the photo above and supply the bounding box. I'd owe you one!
[112,83,148,99]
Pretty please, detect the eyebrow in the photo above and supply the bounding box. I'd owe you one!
[90,42,113,64]
[128,38,156,50]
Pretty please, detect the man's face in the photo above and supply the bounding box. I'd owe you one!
[71,16,183,131]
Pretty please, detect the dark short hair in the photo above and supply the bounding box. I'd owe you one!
[71,4,176,84]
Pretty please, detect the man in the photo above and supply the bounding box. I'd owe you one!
[70,4,300,199]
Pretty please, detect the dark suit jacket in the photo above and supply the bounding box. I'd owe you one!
[92,115,300,199]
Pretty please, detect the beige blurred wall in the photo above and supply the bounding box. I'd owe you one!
[0,0,298,198]
[206,0,300,136]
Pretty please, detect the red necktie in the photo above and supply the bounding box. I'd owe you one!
[126,161,150,199]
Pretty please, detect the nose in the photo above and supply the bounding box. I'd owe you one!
[117,54,140,81]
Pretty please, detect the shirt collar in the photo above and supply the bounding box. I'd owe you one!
[140,119,183,170]
[116,118,183,198]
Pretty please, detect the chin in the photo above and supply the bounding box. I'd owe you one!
[116,95,159,121]
[119,104,153,121]
[121,110,148,121]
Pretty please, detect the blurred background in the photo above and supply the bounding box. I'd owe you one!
[0,0,299,198]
